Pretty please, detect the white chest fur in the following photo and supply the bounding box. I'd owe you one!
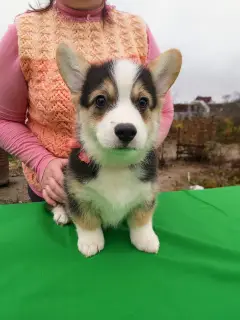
[80,167,153,227]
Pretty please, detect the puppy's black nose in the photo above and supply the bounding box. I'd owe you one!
[114,123,137,143]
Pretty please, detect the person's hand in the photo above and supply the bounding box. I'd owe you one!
[41,158,68,206]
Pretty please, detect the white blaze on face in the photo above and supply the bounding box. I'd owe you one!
[96,60,148,149]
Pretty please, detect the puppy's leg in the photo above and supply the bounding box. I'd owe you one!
[45,203,71,226]
[128,201,159,254]
[68,199,104,257]
[75,221,104,258]
[52,205,71,225]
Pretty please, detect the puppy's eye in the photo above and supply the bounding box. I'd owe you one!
[95,95,107,109]
[137,97,149,112]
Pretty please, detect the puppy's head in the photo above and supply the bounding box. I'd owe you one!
[56,43,182,165]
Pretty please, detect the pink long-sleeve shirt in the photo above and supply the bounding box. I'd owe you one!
[0,3,173,187]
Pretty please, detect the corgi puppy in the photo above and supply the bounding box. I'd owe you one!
[53,43,182,257]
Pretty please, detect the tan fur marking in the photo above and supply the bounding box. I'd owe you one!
[78,79,117,123]
[71,93,81,107]
[128,206,155,228]
[91,112,106,123]
[88,89,106,104]
[88,79,116,104]
[67,180,101,230]
[91,90,116,122]
[141,110,151,123]
[72,213,101,231]
[102,78,117,101]
[150,103,162,119]
[131,79,163,123]
[131,80,154,108]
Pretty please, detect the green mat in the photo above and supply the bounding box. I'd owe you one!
[0,186,240,320]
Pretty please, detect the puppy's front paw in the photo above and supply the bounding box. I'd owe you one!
[130,224,160,254]
[77,227,105,257]
[52,205,70,225]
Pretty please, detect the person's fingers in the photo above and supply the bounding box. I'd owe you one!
[45,185,62,204]
[60,158,68,167]
[42,189,56,207]
[53,167,67,187]
[52,170,64,189]
[41,159,68,201]
[51,159,67,187]
[48,177,66,203]
[57,173,64,189]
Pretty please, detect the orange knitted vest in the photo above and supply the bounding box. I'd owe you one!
[15,7,149,192]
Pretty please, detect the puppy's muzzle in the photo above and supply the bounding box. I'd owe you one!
[114,123,137,144]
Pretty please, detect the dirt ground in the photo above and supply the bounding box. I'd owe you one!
[0,160,29,204]
[0,141,239,204]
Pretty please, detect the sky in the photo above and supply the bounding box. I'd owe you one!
[0,0,239,102]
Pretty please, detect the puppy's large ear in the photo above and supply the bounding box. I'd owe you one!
[56,43,90,93]
[148,49,182,97]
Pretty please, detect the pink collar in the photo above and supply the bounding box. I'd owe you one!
[68,139,91,164]
[55,0,105,20]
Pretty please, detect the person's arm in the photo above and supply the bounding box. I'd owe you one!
[146,26,174,145]
[0,24,56,182]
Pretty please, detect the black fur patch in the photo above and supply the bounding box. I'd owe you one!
[67,192,82,216]
[136,67,157,109]
[80,61,114,107]
[144,198,156,211]
[68,148,100,183]
[131,197,156,216]
[67,194,97,219]
[131,149,158,182]
[140,149,158,182]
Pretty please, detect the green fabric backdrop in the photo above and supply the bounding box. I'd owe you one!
[0,186,240,320]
